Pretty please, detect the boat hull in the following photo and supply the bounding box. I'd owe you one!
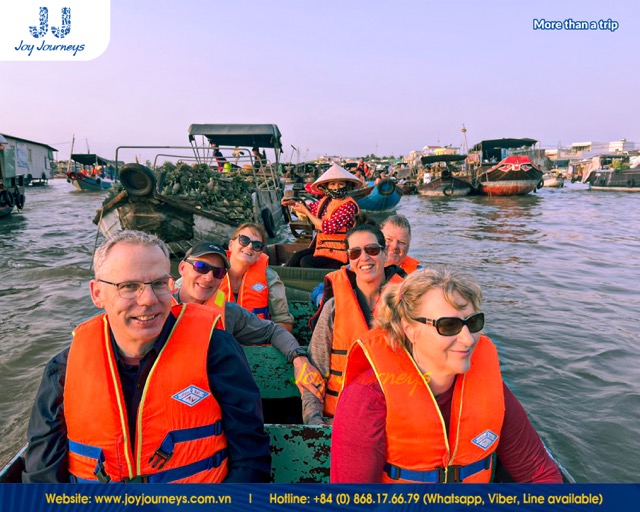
[418,177,472,197]
[96,189,284,256]
[68,172,113,191]
[543,177,564,188]
[356,179,402,211]
[585,168,640,192]
[477,155,543,196]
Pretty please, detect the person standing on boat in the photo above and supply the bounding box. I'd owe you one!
[331,268,562,483]
[211,143,229,172]
[174,240,324,402]
[22,230,270,483]
[219,223,294,333]
[380,214,423,274]
[303,224,406,425]
[356,157,371,178]
[284,163,364,269]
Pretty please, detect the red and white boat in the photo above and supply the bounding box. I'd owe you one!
[478,155,544,196]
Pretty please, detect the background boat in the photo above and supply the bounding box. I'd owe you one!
[418,154,473,197]
[469,138,545,196]
[581,154,640,191]
[0,135,27,218]
[543,172,564,188]
[66,154,114,191]
[352,178,402,211]
[94,124,286,257]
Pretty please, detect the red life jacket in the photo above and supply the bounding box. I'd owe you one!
[313,196,359,263]
[318,268,404,417]
[344,329,505,483]
[218,252,270,319]
[65,303,228,483]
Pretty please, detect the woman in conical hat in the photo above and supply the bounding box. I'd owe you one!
[283,163,365,268]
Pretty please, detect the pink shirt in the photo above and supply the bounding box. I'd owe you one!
[330,368,563,483]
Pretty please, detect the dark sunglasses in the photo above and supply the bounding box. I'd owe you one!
[347,243,383,260]
[411,312,484,336]
[185,259,228,279]
[235,234,265,252]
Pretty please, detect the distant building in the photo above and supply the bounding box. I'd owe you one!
[0,133,58,185]
[570,139,635,158]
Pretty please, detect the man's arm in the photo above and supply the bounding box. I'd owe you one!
[207,329,271,483]
[22,348,70,483]
[225,303,324,400]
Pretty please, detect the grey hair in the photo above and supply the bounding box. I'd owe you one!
[380,214,412,237]
[375,267,483,352]
[93,230,170,278]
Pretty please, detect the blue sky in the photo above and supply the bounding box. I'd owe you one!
[3,0,638,162]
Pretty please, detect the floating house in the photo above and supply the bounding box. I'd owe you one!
[0,133,58,186]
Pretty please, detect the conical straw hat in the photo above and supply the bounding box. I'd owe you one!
[309,163,364,194]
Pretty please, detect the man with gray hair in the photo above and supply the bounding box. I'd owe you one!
[380,214,423,274]
[23,230,270,483]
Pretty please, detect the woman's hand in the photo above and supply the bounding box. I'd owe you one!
[293,356,325,400]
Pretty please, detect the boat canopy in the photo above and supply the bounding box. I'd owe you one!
[470,138,537,151]
[71,154,110,166]
[188,124,282,150]
[421,154,468,165]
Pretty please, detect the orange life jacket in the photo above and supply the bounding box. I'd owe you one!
[320,268,404,417]
[218,252,270,319]
[400,255,421,274]
[172,290,226,330]
[65,303,228,483]
[313,196,359,263]
[344,329,505,483]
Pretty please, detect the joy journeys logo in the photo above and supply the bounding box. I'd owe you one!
[0,1,110,61]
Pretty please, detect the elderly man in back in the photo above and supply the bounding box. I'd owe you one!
[380,214,423,274]
[23,230,270,483]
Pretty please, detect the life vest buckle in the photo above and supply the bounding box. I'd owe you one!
[149,448,173,470]
[122,475,150,483]
[440,465,463,483]
[94,461,111,483]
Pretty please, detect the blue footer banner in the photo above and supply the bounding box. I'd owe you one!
[1,484,639,511]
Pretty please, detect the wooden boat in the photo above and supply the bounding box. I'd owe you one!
[469,138,544,196]
[0,295,575,484]
[581,154,640,192]
[0,136,27,218]
[93,124,286,257]
[418,154,473,197]
[352,178,402,211]
[66,154,114,191]
[543,173,565,188]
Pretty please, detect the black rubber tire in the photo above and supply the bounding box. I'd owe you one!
[25,174,33,186]
[4,190,15,208]
[377,179,396,196]
[443,186,454,197]
[537,180,544,190]
[15,191,25,210]
[120,163,157,197]
[0,191,7,207]
[628,179,635,188]
[262,208,277,238]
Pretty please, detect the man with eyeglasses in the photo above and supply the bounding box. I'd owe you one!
[175,240,325,417]
[23,231,271,483]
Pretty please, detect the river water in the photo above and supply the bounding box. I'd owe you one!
[1,179,639,482]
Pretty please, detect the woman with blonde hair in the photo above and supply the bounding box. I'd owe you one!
[331,267,562,483]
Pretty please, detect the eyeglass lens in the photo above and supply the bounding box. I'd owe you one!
[436,313,484,336]
[118,279,173,299]
[237,234,264,251]
[189,260,227,279]
[347,244,382,260]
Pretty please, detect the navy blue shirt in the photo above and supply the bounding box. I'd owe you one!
[22,311,271,483]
